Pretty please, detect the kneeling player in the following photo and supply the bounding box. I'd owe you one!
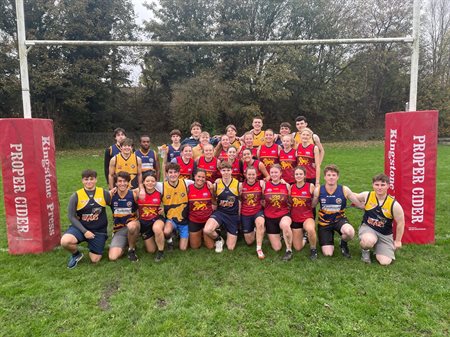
[314,164,363,258]
[355,173,405,265]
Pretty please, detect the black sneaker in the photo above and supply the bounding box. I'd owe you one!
[340,239,351,258]
[167,240,174,252]
[127,249,139,262]
[281,250,293,261]
[155,251,165,262]
[310,248,318,260]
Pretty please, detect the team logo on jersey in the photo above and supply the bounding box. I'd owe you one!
[306,151,311,155]
[292,198,306,207]
[127,201,132,207]
[270,195,282,208]
[113,202,119,207]
[193,201,207,211]
[153,198,159,203]
[203,193,209,197]
[245,194,257,206]
[302,191,307,195]
[321,198,327,204]
[336,198,342,204]
[266,188,272,192]
[131,165,136,169]
[181,193,186,197]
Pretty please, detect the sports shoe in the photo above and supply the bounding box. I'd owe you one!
[361,249,371,264]
[215,236,224,253]
[127,248,139,262]
[310,248,318,260]
[340,239,351,258]
[167,240,174,252]
[67,252,83,269]
[154,251,165,262]
[256,249,265,260]
[281,250,293,261]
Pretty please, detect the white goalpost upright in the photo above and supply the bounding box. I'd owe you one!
[15,0,421,118]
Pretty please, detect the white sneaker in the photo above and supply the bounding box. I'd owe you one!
[361,249,371,264]
[215,237,224,253]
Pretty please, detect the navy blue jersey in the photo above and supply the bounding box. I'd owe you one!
[318,185,347,226]
[135,148,157,173]
[111,190,138,232]
[216,179,240,215]
[167,145,181,162]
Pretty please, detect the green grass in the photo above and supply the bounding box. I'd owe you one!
[0,143,449,337]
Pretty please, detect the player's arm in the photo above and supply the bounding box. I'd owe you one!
[313,145,321,185]
[393,201,405,249]
[343,186,365,209]
[313,133,325,165]
[260,180,266,207]
[311,184,320,208]
[67,193,92,238]
[210,182,218,206]
[256,146,261,160]
[154,150,160,181]
[136,157,143,189]
[108,156,117,190]
[104,147,112,183]
[257,161,269,181]
[354,191,369,205]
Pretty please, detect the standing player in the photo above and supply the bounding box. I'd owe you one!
[275,122,292,146]
[181,121,202,147]
[290,166,318,260]
[263,164,293,261]
[279,134,296,185]
[165,129,182,162]
[242,148,269,181]
[214,134,231,162]
[227,146,243,181]
[258,129,280,172]
[137,171,166,261]
[173,144,195,180]
[104,127,126,183]
[355,173,405,265]
[238,132,258,159]
[293,115,325,163]
[241,166,266,259]
[225,124,242,149]
[250,116,265,148]
[187,170,215,249]
[108,171,140,262]
[135,135,159,179]
[108,138,142,190]
[192,131,211,160]
[204,162,241,253]
[314,164,363,258]
[195,143,220,183]
[297,128,321,185]
[61,169,113,268]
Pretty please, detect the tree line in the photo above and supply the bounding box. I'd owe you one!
[0,0,449,144]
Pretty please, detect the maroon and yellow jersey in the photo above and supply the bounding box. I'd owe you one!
[241,180,263,216]
[296,144,316,180]
[290,183,313,222]
[188,184,213,223]
[252,130,265,148]
[230,159,243,182]
[115,153,139,188]
[279,148,296,184]
[258,143,279,172]
[217,149,228,162]
[176,157,194,180]
[264,181,289,218]
[238,146,258,160]
[243,159,263,180]
[138,189,161,221]
[196,156,219,183]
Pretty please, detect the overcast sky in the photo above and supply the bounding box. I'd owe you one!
[132,0,152,25]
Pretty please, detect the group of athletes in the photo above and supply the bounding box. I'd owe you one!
[60,116,405,269]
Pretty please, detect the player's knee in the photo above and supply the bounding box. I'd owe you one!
[376,255,393,266]
[60,234,75,247]
[360,236,376,249]
[90,254,102,264]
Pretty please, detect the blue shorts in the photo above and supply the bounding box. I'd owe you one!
[140,216,165,240]
[210,211,239,236]
[64,225,108,255]
[167,219,189,239]
[240,211,264,233]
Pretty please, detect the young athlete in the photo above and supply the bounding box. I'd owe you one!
[225,124,242,149]
[241,165,266,259]
[355,173,405,265]
[238,132,258,159]
[187,169,215,249]
[104,127,126,182]
[275,122,292,146]
[137,171,166,261]
[108,138,142,190]
[313,164,363,258]
[279,134,297,184]
[296,128,321,185]
[293,115,324,163]
[263,164,293,261]
[250,116,265,148]
[214,134,231,162]
[192,131,211,160]
[135,135,159,179]
[195,143,220,183]
[173,144,195,180]
[108,171,140,262]
[241,148,269,181]
[204,161,241,252]
[181,121,202,147]
[257,129,280,172]
[290,166,318,260]
[61,169,113,268]
[227,146,243,182]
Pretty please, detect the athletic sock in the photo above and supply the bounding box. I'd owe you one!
[72,250,80,257]
[256,245,261,251]
[167,238,173,243]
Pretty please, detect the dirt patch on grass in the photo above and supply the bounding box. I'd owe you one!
[156,298,167,308]
[98,280,120,311]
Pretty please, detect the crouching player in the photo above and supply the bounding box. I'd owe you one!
[356,173,405,265]
[61,169,113,269]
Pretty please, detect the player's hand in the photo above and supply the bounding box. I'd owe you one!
[158,207,164,215]
[110,187,117,195]
[138,188,146,200]
[394,240,402,250]
[84,231,95,239]
[264,176,270,182]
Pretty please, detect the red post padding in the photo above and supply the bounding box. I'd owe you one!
[385,110,438,244]
[0,118,61,254]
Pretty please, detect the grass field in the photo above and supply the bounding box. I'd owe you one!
[0,142,449,337]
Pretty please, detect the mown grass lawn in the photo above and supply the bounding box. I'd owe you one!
[0,142,449,337]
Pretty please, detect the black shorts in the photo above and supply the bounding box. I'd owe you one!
[265,216,284,235]
[291,221,304,229]
[318,217,349,246]
[240,211,264,233]
[140,216,164,240]
[188,221,205,233]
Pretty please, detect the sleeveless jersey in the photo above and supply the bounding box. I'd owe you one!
[215,178,240,215]
[188,184,213,223]
[318,185,347,226]
[109,143,122,157]
[115,153,139,188]
[241,181,263,216]
[135,149,157,173]
[196,156,219,183]
[259,143,279,171]
[176,157,194,180]
[238,146,258,160]
[252,130,265,148]
[76,187,108,232]
[264,181,289,218]
[111,190,138,232]
[362,191,396,235]
[192,144,204,160]
[293,132,315,147]
[217,149,228,162]
[290,183,313,222]
[296,144,316,180]
[167,144,181,162]
[137,189,161,222]
[279,148,297,184]
[230,159,243,181]
[162,179,189,222]
[243,159,263,180]
[230,138,242,149]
